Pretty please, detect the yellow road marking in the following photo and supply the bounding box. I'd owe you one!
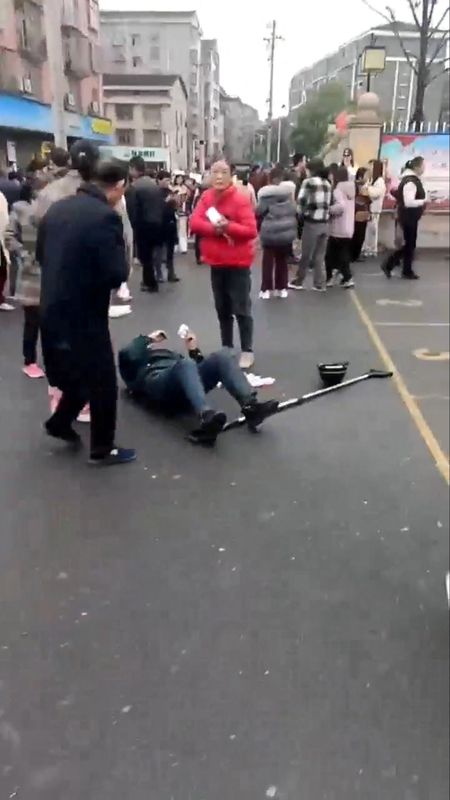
[351,291,450,485]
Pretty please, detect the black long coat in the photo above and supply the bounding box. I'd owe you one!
[36,183,128,386]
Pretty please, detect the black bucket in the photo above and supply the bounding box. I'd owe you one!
[318,361,349,388]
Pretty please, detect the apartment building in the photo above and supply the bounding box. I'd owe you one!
[103,74,188,171]
[0,0,113,169]
[289,22,449,128]
[201,39,222,161]
[100,9,203,164]
[220,90,261,163]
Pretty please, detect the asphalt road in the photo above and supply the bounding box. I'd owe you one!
[0,253,448,800]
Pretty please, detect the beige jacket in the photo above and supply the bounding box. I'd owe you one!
[33,170,133,273]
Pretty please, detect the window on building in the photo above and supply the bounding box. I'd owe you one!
[143,130,162,147]
[150,33,160,43]
[189,48,198,65]
[150,45,160,61]
[143,106,161,126]
[20,17,28,49]
[132,56,142,68]
[87,0,98,29]
[131,34,140,47]
[117,129,135,145]
[116,104,134,121]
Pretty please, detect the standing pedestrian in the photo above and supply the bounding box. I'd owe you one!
[381,156,426,280]
[157,170,180,282]
[0,168,21,210]
[38,161,135,465]
[351,168,371,262]
[340,147,357,179]
[325,166,356,288]
[288,158,333,292]
[190,160,257,369]
[126,156,164,293]
[172,173,190,253]
[0,189,14,311]
[363,159,386,257]
[5,181,44,376]
[256,166,297,299]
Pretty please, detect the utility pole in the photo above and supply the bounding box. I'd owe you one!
[44,0,67,147]
[264,20,283,163]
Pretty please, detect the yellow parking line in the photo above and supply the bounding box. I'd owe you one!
[351,291,450,485]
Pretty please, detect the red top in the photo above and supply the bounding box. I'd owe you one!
[189,184,257,268]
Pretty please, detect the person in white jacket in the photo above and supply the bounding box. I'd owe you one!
[363,160,386,257]
[0,190,14,311]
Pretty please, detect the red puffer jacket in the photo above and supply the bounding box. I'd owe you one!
[190,185,257,268]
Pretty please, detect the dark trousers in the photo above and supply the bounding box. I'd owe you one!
[351,220,368,261]
[261,246,289,291]
[23,306,40,365]
[157,241,176,280]
[210,267,253,353]
[0,247,7,303]
[194,236,202,264]
[383,218,419,276]
[136,236,160,290]
[45,339,117,457]
[326,237,352,282]
[144,351,253,415]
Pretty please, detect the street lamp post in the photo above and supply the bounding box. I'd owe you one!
[276,104,286,163]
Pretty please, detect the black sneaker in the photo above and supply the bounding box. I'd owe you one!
[168,274,181,283]
[45,420,81,445]
[402,271,420,280]
[89,447,137,466]
[381,260,392,279]
[141,284,159,293]
[242,399,279,430]
[188,410,227,445]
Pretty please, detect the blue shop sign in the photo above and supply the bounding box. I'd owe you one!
[0,93,114,143]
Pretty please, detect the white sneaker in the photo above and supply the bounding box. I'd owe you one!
[259,290,271,300]
[0,302,14,311]
[342,279,355,289]
[278,289,289,299]
[109,304,132,318]
[326,279,335,288]
[312,286,326,292]
[239,351,255,370]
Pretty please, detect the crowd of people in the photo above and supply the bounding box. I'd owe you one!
[0,141,427,466]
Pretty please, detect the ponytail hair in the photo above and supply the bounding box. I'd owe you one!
[405,156,424,172]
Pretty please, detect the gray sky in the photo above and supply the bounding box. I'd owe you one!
[99,0,414,117]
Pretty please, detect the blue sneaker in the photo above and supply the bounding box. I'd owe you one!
[89,447,137,466]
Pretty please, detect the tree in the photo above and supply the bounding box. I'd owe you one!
[290,82,350,158]
[362,0,449,128]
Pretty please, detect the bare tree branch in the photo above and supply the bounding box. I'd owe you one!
[428,5,450,37]
[427,61,450,86]
[427,29,449,64]
[426,0,439,27]
[385,6,420,73]
[406,0,422,30]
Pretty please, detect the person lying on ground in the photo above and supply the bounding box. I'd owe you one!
[119,329,279,446]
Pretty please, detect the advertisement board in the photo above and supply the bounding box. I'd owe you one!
[380,133,449,210]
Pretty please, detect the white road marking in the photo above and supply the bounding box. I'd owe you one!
[375,322,449,327]
[413,348,450,361]
[376,298,423,307]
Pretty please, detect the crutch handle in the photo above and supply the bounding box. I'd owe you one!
[368,369,393,379]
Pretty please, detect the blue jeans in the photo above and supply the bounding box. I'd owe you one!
[146,350,254,414]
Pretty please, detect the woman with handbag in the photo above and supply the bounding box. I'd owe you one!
[351,168,371,262]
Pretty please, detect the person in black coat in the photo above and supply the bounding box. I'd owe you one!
[125,156,165,293]
[37,161,136,466]
[157,170,180,283]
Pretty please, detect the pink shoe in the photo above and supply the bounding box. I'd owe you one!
[77,404,91,424]
[22,363,45,379]
[48,386,62,415]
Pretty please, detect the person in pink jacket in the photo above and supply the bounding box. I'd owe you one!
[325,166,356,288]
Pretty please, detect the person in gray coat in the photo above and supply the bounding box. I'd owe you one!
[256,166,297,298]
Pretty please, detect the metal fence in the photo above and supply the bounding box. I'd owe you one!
[383,120,450,134]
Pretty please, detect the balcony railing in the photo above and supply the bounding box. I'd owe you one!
[0,49,21,92]
[64,32,91,79]
[61,0,81,31]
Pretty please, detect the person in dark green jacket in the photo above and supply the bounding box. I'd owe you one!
[119,330,278,445]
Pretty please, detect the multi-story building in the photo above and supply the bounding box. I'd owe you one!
[220,89,261,163]
[0,0,114,169]
[103,73,188,171]
[289,22,449,128]
[100,9,203,164]
[201,39,222,161]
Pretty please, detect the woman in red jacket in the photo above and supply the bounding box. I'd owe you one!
[190,160,257,370]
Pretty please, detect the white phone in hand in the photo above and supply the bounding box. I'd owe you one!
[206,206,223,225]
